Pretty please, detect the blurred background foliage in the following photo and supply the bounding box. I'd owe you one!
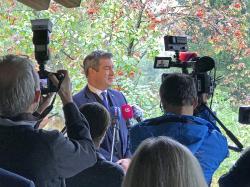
[0,0,249,186]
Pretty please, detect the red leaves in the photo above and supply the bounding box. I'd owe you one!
[196,9,204,18]
[234,3,241,9]
[234,30,242,38]
[87,8,98,15]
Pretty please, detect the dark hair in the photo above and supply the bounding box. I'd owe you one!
[159,73,197,107]
[79,102,110,145]
[83,50,113,76]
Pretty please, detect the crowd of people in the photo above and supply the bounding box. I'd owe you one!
[0,51,249,187]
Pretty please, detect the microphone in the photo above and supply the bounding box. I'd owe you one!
[110,106,121,124]
[121,104,133,128]
[109,106,121,162]
[195,56,215,72]
[132,105,144,122]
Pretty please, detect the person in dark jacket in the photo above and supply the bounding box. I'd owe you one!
[218,147,250,187]
[73,50,131,171]
[0,168,35,187]
[130,73,228,185]
[0,55,96,187]
[66,102,124,187]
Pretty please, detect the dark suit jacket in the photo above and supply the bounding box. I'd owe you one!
[66,152,124,187]
[73,86,131,161]
[0,168,35,187]
[0,103,96,187]
[219,147,250,187]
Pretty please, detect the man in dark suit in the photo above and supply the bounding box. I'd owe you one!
[0,55,96,187]
[0,168,35,187]
[66,102,124,187]
[73,50,131,171]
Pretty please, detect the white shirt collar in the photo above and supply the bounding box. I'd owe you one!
[88,83,107,99]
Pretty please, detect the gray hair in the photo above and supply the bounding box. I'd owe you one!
[122,136,207,187]
[0,55,39,117]
[83,50,113,76]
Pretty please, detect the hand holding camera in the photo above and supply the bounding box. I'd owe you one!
[49,70,73,105]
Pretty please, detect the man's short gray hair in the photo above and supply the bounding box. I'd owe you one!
[0,55,39,117]
[83,50,113,76]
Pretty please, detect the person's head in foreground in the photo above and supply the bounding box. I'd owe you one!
[160,73,198,115]
[79,102,110,148]
[0,55,40,117]
[122,136,207,187]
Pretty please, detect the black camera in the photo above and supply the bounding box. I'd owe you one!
[31,19,64,95]
[154,35,215,95]
[239,106,250,124]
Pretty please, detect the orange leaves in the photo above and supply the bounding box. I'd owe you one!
[116,70,124,76]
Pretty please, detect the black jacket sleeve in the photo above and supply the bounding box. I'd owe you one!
[50,103,96,178]
[219,147,250,187]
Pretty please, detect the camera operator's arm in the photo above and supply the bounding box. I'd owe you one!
[219,147,250,187]
[48,71,96,178]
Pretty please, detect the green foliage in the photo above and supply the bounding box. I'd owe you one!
[0,1,250,186]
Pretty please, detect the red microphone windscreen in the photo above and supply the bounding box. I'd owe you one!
[179,52,197,62]
[121,104,133,120]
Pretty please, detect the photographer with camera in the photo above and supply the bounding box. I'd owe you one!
[0,55,96,187]
[130,73,228,185]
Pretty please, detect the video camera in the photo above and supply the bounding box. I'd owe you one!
[154,35,215,95]
[31,19,64,95]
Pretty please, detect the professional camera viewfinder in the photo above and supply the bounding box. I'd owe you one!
[31,19,64,95]
[154,35,215,95]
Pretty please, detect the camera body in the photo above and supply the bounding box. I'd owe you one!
[154,35,215,95]
[239,106,250,124]
[31,19,63,94]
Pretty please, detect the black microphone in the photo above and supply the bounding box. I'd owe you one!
[132,105,144,122]
[109,106,121,162]
[195,56,215,72]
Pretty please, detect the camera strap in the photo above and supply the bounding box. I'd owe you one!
[33,94,57,129]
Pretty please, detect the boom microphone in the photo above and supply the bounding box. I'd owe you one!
[195,56,215,72]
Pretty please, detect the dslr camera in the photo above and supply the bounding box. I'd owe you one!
[31,19,64,95]
[154,35,215,95]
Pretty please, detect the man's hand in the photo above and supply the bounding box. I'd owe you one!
[116,158,131,173]
[49,70,73,105]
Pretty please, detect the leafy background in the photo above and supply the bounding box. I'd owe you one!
[0,0,250,186]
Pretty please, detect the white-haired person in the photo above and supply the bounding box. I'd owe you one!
[123,136,207,187]
[0,55,96,187]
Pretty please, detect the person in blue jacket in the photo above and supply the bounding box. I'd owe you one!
[130,73,229,185]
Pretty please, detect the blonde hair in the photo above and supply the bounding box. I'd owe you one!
[123,136,207,187]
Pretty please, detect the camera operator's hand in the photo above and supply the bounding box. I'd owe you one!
[49,70,73,105]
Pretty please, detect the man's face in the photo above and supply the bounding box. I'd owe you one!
[89,58,115,90]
